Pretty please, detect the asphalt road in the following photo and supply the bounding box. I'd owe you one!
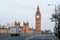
[20,34,34,40]
[24,34,58,40]
[0,34,59,40]
[0,34,33,40]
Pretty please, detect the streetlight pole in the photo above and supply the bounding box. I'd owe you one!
[48,4,58,28]
[48,4,58,37]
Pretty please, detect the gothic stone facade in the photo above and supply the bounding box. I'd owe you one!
[18,6,41,34]
[0,6,41,34]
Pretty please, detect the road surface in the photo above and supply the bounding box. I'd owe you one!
[0,34,58,40]
[25,34,58,40]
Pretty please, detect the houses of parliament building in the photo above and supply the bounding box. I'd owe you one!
[0,6,41,34]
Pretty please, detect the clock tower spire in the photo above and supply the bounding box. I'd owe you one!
[35,6,41,34]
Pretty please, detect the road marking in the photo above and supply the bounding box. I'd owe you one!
[20,34,30,36]
[25,35,36,40]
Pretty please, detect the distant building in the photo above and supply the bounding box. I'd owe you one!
[0,28,9,34]
[19,6,41,34]
[0,6,41,34]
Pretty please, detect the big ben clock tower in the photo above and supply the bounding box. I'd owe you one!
[35,6,41,34]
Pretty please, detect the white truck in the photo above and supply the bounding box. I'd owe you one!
[9,27,20,36]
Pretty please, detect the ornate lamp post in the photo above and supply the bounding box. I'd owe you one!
[48,4,58,37]
[48,4,60,39]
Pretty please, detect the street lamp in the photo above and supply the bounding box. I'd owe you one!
[48,4,58,37]
[48,4,57,14]
[48,4,58,26]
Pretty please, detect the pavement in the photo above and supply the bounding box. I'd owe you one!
[21,34,58,40]
[0,34,59,40]
[20,34,35,40]
[0,34,33,40]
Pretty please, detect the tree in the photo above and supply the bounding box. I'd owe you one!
[50,5,60,39]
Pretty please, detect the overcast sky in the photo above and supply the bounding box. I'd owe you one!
[0,0,60,31]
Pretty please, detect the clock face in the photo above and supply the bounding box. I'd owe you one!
[36,15,39,18]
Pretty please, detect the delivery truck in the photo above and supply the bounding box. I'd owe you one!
[9,27,20,36]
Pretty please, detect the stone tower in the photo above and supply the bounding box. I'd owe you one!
[35,6,41,34]
[23,22,29,34]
